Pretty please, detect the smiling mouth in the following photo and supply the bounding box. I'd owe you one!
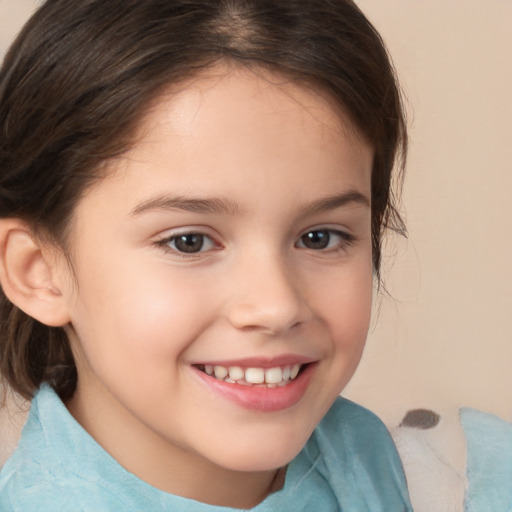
[194,363,306,387]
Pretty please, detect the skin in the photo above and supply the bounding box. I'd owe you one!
[54,65,374,508]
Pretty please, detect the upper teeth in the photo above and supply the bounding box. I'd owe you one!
[203,364,302,386]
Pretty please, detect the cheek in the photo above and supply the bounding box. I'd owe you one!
[68,260,215,377]
[321,268,372,389]
[317,272,372,396]
[313,258,373,341]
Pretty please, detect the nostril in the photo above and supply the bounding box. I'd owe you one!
[225,292,310,335]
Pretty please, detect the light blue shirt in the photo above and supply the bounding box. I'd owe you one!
[461,407,512,512]
[0,385,412,511]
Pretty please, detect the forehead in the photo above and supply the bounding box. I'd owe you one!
[132,64,371,162]
[75,65,373,222]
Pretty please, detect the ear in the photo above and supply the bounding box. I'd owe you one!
[0,219,71,327]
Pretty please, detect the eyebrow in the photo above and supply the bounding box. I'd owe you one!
[131,195,242,216]
[130,190,369,217]
[299,190,370,215]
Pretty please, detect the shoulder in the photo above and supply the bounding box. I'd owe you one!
[0,467,124,511]
[306,396,413,511]
[0,385,133,511]
[461,407,512,512]
[0,456,68,511]
[313,397,402,468]
[0,437,121,512]
[316,395,395,449]
[0,445,132,512]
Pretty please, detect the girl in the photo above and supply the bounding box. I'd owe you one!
[0,0,411,510]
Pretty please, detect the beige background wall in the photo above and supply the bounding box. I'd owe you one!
[1,0,511,428]
[346,0,512,426]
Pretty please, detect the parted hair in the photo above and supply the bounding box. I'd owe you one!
[0,0,407,400]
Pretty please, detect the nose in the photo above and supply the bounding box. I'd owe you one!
[224,251,311,335]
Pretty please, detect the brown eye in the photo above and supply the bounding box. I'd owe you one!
[299,230,331,250]
[296,229,354,251]
[156,230,217,256]
[172,234,207,253]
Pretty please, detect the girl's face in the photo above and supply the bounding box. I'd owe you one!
[59,66,373,501]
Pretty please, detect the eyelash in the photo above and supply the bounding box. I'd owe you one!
[154,228,356,257]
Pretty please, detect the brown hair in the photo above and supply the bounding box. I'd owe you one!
[0,0,407,400]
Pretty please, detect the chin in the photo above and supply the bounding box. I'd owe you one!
[218,451,298,473]
[204,430,311,473]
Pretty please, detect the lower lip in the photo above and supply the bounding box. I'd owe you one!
[193,364,315,412]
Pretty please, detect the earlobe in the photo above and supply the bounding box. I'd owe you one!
[0,219,71,327]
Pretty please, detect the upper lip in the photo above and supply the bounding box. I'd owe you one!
[190,354,318,368]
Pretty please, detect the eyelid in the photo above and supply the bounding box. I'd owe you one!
[154,225,220,241]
